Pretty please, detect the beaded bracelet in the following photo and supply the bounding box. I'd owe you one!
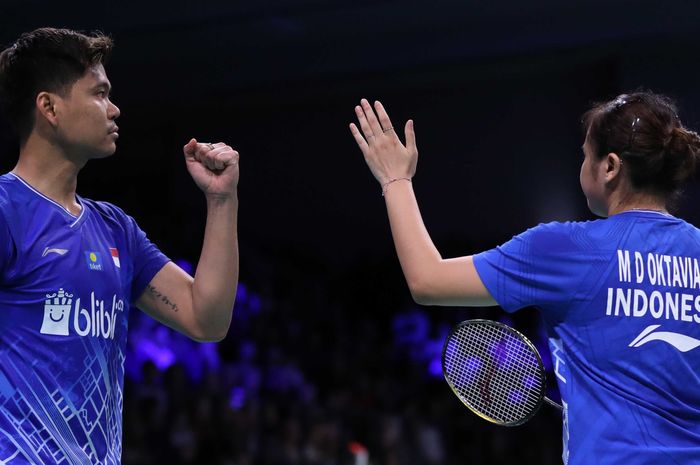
[381,177,412,196]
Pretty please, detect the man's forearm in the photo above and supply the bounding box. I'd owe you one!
[191,193,239,339]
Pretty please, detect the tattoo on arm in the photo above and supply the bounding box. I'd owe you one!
[147,284,179,312]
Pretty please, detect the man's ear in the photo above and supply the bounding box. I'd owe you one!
[36,91,59,127]
[604,152,623,184]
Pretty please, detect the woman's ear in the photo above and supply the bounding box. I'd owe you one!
[604,152,623,183]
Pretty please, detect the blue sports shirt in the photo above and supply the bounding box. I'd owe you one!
[0,173,169,465]
[474,211,700,465]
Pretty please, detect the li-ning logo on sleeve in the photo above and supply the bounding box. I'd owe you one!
[39,288,125,339]
[84,251,103,271]
[42,247,69,257]
[629,325,700,352]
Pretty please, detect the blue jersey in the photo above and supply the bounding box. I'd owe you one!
[0,173,169,465]
[473,211,700,465]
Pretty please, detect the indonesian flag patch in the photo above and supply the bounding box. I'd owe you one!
[109,247,121,268]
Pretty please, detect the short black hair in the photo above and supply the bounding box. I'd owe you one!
[0,27,113,143]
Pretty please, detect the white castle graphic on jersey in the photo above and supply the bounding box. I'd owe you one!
[40,288,124,339]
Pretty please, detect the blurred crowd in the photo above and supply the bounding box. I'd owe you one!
[122,255,562,465]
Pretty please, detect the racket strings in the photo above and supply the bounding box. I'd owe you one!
[443,323,545,425]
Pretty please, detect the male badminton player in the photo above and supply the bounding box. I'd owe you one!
[350,93,700,464]
[0,28,239,464]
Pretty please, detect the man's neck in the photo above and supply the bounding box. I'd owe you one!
[13,135,84,215]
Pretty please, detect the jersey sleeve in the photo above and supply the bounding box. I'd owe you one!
[472,221,582,315]
[127,217,170,302]
[0,209,13,281]
[97,201,171,302]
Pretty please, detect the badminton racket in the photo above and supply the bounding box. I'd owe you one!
[442,319,562,426]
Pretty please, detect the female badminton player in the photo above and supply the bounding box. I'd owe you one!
[349,92,700,465]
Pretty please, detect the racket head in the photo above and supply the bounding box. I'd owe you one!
[441,319,547,427]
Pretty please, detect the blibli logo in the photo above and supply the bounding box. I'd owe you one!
[40,289,73,336]
[39,288,124,339]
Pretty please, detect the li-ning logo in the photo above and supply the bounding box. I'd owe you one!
[39,288,125,339]
[42,247,69,257]
[629,325,700,352]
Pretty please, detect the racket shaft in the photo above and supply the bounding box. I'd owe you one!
[544,396,562,411]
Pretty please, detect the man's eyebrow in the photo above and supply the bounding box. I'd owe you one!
[91,80,112,92]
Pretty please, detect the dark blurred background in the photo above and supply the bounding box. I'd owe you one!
[2,1,700,464]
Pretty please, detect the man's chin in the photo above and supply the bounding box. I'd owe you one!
[94,144,117,159]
